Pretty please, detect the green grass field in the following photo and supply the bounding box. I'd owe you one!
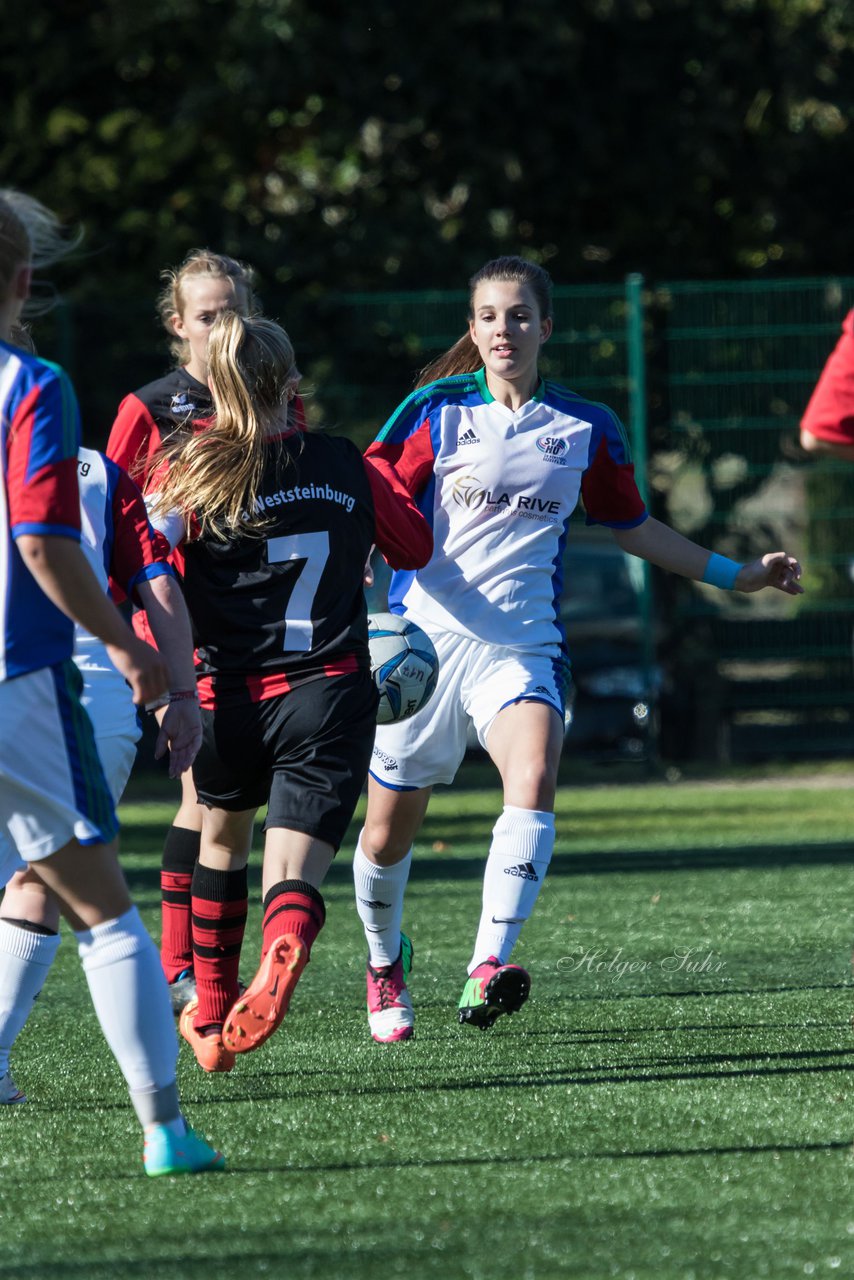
[2,759,854,1279]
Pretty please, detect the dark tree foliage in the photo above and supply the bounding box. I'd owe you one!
[3,0,854,434]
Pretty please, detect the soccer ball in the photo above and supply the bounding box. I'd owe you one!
[367,612,439,725]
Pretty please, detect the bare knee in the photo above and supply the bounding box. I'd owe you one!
[361,783,431,866]
[173,769,202,831]
[504,762,558,812]
[1,867,60,931]
[361,816,410,864]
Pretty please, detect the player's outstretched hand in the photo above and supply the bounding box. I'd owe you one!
[107,635,169,705]
[154,700,203,779]
[735,552,803,596]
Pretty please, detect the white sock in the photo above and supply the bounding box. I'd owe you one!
[0,920,61,1076]
[469,806,555,972]
[75,906,180,1128]
[353,834,412,968]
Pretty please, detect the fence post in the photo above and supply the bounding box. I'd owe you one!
[625,273,658,758]
[625,273,647,500]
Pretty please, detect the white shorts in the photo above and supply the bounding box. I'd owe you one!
[369,625,569,791]
[0,661,122,886]
[76,648,142,803]
[75,642,142,748]
[90,733,139,806]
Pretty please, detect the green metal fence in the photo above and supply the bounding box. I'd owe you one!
[651,277,854,761]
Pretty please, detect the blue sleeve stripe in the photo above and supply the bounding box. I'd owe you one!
[12,521,81,540]
[585,511,649,531]
[126,561,175,594]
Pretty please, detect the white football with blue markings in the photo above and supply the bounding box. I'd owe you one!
[367,612,439,724]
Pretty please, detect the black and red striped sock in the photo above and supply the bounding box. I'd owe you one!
[160,826,200,983]
[261,880,326,962]
[191,863,248,1031]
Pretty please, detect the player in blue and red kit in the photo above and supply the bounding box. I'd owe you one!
[0,444,202,1107]
[351,255,804,1042]
[0,189,222,1176]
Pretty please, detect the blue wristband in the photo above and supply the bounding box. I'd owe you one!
[702,552,742,591]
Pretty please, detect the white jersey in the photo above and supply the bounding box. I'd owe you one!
[73,448,173,742]
[366,368,647,649]
[0,447,170,876]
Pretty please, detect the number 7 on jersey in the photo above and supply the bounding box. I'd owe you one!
[267,531,330,652]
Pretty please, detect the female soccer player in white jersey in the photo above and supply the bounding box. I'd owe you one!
[352,255,803,1042]
[0,189,222,1175]
[106,250,309,1013]
[145,311,432,1073]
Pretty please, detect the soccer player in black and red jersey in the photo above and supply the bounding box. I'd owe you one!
[106,250,308,1014]
[146,311,433,1072]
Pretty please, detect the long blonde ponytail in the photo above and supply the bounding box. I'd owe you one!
[150,313,301,540]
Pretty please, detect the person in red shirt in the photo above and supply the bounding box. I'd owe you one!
[800,309,854,460]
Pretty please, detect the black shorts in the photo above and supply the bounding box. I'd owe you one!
[193,670,378,852]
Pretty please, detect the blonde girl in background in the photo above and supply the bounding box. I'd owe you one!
[107,251,306,1013]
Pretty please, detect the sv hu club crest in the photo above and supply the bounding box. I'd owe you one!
[535,435,567,457]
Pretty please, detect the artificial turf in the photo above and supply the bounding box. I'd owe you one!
[1,760,853,1279]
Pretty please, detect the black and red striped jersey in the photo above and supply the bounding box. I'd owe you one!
[107,368,308,489]
[106,369,213,488]
[177,431,432,708]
